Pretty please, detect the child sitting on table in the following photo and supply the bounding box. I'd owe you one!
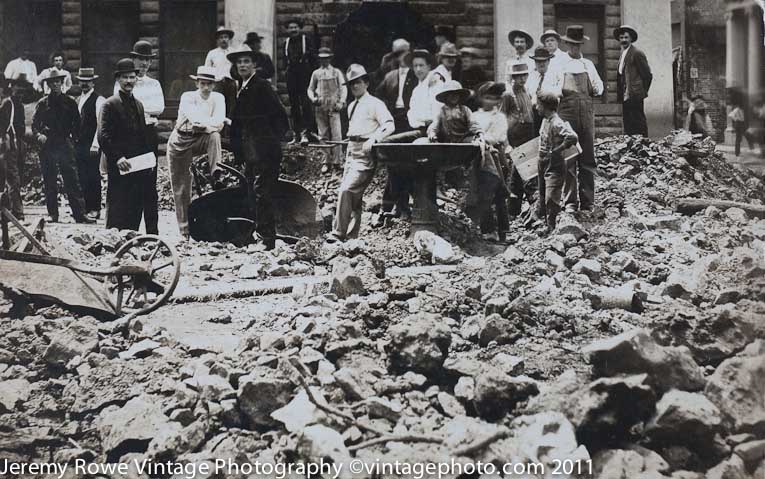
[427,80,483,143]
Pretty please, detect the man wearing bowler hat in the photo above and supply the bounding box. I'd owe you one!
[75,67,106,219]
[112,40,165,233]
[205,26,237,118]
[32,71,92,224]
[167,66,225,238]
[99,58,154,232]
[284,18,316,145]
[615,25,652,137]
[227,46,290,250]
[244,32,275,80]
[558,25,603,213]
[505,29,535,84]
[0,74,32,220]
[527,47,562,131]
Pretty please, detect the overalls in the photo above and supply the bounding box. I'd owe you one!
[315,69,343,165]
[559,71,596,210]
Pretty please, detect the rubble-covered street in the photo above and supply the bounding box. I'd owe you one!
[1,132,764,479]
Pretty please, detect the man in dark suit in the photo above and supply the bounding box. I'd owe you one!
[375,46,417,220]
[227,47,290,250]
[74,67,105,218]
[615,25,653,137]
[98,58,153,232]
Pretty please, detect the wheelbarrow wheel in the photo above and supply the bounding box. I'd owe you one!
[106,235,181,316]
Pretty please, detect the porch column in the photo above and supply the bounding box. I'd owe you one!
[725,10,736,144]
[622,0,675,138]
[225,0,276,73]
[748,5,763,101]
[494,0,543,84]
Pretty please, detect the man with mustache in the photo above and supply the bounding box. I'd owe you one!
[615,25,653,137]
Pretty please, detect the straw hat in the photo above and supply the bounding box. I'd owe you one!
[226,45,258,63]
[189,66,219,82]
[508,62,530,77]
[317,47,334,59]
[344,64,370,85]
[613,25,638,42]
[75,67,99,81]
[435,80,471,103]
[215,25,235,39]
[437,42,459,58]
[508,29,534,48]
[540,29,561,43]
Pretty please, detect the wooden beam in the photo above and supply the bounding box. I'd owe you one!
[675,198,765,219]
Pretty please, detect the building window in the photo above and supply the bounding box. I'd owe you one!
[160,0,217,115]
[82,0,140,94]
[555,4,606,82]
[0,0,62,71]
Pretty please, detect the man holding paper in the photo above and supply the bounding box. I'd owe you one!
[98,58,154,232]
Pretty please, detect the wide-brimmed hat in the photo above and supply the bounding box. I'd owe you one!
[509,62,530,77]
[285,18,304,28]
[437,42,459,58]
[317,47,334,59]
[434,26,456,43]
[189,66,219,82]
[76,67,99,81]
[459,47,481,58]
[114,58,139,77]
[405,48,434,66]
[508,29,533,48]
[344,64,369,85]
[245,32,264,45]
[435,80,471,103]
[8,73,32,89]
[226,45,258,63]
[613,25,638,42]
[42,70,68,83]
[391,38,411,55]
[529,47,554,62]
[130,40,157,58]
[477,81,506,98]
[215,26,234,39]
[540,29,561,43]
[561,25,590,44]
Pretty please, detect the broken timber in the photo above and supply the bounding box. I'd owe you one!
[675,198,765,219]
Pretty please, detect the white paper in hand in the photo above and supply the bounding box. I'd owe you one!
[119,152,157,175]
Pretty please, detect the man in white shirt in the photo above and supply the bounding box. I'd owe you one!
[74,67,106,218]
[526,47,562,131]
[36,51,73,94]
[505,30,536,84]
[205,26,237,119]
[433,43,459,83]
[406,49,443,134]
[167,66,225,238]
[558,25,603,213]
[541,30,568,73]
[4,51,38,87]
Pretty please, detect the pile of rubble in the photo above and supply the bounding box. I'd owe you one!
[1,132,764,478]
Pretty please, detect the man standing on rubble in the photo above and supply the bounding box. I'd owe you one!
[228,47,290,250]
[284,18,316,145]
[615,25,652,137]
[74,67,106,219]
[205,26,237,119]
[0,74,31,220]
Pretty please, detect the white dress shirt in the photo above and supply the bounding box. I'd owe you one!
[504,53,536,84]
[205,47,233,80]
[396,67,410,108]
[175,90,225,134]
[346,92,394,141]
[407,73,444,129]
[78,89,106,150]
[559,53,604,96]
[432,64,453,83]
[527,69,563,103]
[114,74,165,125]
[37,67,72,94]
[548,48,569,74]
[618,45,631,75]
[4,58,37,85]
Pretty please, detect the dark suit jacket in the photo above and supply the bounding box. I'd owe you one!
[617,46,652,102]
[230,76,289,159]
[97,91,151,176]
[375,68,417,113]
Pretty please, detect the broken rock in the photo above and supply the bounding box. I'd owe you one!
[43,316,100,366]
[97,396,173,461]
[330,259,366,299]
[388,313,451,375]
[473,366,538,420]
[645,390,725,448]
[0,378,31,412]
[237,373,294,428]
[704,354,765,435]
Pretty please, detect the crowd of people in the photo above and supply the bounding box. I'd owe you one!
[0,20,660,250]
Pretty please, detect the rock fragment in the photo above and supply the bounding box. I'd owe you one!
[387,313,451,375]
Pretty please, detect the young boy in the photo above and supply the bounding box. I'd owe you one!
[536,91,578,231]
[307,47,346,172]
[469,82,510,242]
[427,80,483,143]
[503,61,537,217]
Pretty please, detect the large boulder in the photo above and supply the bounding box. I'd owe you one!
[704,354,765,436]
[387,313,451,375]
[473,366,538,420]
[43,316,100,366]
[237,372,294,429]
[645,390,726,456]
[582,329,705,393]
[97,396,175,462]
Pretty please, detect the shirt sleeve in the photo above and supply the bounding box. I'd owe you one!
[466,107,482,136]
[373,100,394,142]
[91,96,106,150]
[208,93,226,132]
[205,50,214,68]
[555,119,578,146]
[307,70,318,103]
[143,80,165,117]
[338,69,348,105]
[587,60,604,96]
[3,61,12,79]
[62,72,72,93]
[427,109,442,139]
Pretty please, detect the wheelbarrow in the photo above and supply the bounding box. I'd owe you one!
[0,203,180,318]
[372,143,480,235]
[188,163,321,245]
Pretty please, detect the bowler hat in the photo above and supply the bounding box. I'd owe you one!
[508,29,533,49]
[405,49,434,66]
[317,47,334,59]
[509,62,530,77]
[344,64,369,85]
[477,81,506,98]
[75,67,99,81]
[434,26,456,43]
[130,40,157,58]
[435,80,471,103]
[245,32,264,45]
[189,66,219,82]
[226,45,258,63]
[215,25,235,39]
[437,42,459,58]
[613,25,638,42]
[114,58,139,77]
[540,29,561,43]
[561,25,589,44]
[529,47,554,61]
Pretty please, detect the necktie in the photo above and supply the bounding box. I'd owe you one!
[537,73,545,95]
[348,100,359,123]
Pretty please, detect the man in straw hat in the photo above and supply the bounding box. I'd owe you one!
[32,71,92,224]
[112,40,165,233]
[505,29,535,84]
[284,18,317,145]
[433,42,459,83]
[167,66,226,239]
[36,51,73,94]
[74,67,106,219]
[205,26,237,118]
[228,46,290,250]
[327,64,394,243]
[504,61,538,217]
[615,25,652,137]
[540,29,567,73]
[308,47,347,173]
[557,25,603,213]
[99,58,154,232]
[0,74,32,220]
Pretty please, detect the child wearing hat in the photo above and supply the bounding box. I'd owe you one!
[307,47,347,172]
[503,61,537,218]
[536,91,578,231]
[427,80,483,143]
[468,82,511,242]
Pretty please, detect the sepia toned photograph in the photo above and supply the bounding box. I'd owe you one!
[0,0,763,478]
